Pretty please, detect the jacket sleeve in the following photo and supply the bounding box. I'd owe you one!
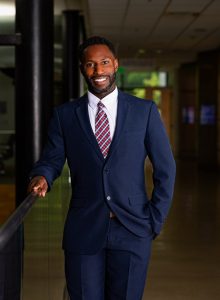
[145,101,176,235]
[29,108,66,190]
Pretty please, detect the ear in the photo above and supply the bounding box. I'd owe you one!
[114,58,119,72]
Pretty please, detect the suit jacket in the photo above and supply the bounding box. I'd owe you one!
[30,90,176,254]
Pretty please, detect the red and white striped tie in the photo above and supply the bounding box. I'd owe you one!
[95,101,111,158]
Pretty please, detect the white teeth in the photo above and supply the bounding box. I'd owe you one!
[94,77,106,82]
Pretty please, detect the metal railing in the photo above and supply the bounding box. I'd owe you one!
[0,192,38,251]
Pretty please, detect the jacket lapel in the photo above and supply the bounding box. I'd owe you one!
[75,91,131,162]
[75,94,104,162]
[107,90,131,159]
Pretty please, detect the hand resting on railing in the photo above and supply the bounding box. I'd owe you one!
[27,176,48,197]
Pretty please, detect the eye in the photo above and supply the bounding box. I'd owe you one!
[86,62,95,68]
[102,60,110,65]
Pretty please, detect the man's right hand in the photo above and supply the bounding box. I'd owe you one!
[27,176,48,197]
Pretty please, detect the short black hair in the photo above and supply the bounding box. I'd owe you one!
[78,36,117,62]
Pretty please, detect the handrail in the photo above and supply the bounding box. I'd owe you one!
[0,193,38,251]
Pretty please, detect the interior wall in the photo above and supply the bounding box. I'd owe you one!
[178,63,197,159]
[178,50,220,169]
[198,51,218,169]
[169,68,179,158]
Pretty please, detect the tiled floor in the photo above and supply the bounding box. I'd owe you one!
[1,161,220,299]
[144,161,220,299]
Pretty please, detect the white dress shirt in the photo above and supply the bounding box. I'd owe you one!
[87,88,118,139]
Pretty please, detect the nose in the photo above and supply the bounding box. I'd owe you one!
[94,63,104,75]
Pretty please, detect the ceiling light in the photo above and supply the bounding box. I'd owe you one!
[0,4,15,16]
[138,49,146,54]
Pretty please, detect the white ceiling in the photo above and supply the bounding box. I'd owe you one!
[56,0,220,69]
[1,0,220,70]
[83,0,220,67]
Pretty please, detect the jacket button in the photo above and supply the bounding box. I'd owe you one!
[106,196,111,201]
[105,169,109,173]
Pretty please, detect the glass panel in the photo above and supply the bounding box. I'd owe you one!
[0,2,16,220]
[0,4,17,297]
[22,164,71,299]
[0,64,16,226]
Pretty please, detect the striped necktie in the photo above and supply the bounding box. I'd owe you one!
[95,101,111,158]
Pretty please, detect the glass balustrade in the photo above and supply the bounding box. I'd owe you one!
[0,164,71,300]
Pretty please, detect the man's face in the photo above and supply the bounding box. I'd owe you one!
[80,44,118,98]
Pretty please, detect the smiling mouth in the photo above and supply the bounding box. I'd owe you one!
[93,76,108,83]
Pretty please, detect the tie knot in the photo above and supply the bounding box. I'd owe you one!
[97,101,105,110]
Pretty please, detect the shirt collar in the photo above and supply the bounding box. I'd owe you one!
[88,87,118,111]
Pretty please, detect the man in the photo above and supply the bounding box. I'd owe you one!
[28,36,176,300]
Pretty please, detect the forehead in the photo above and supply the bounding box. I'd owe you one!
[82,44,115,61]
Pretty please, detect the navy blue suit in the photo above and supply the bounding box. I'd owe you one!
[30,90,176,299]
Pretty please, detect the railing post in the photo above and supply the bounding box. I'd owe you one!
[15,0,54,205]
[62,10,81,102]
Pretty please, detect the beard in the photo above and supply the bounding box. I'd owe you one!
[85,72,117,95]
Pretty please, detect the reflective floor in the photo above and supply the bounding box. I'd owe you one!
[144,161,220,299]
[1,161,220,299]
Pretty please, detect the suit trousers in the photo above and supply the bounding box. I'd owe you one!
[64,217,153,300]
